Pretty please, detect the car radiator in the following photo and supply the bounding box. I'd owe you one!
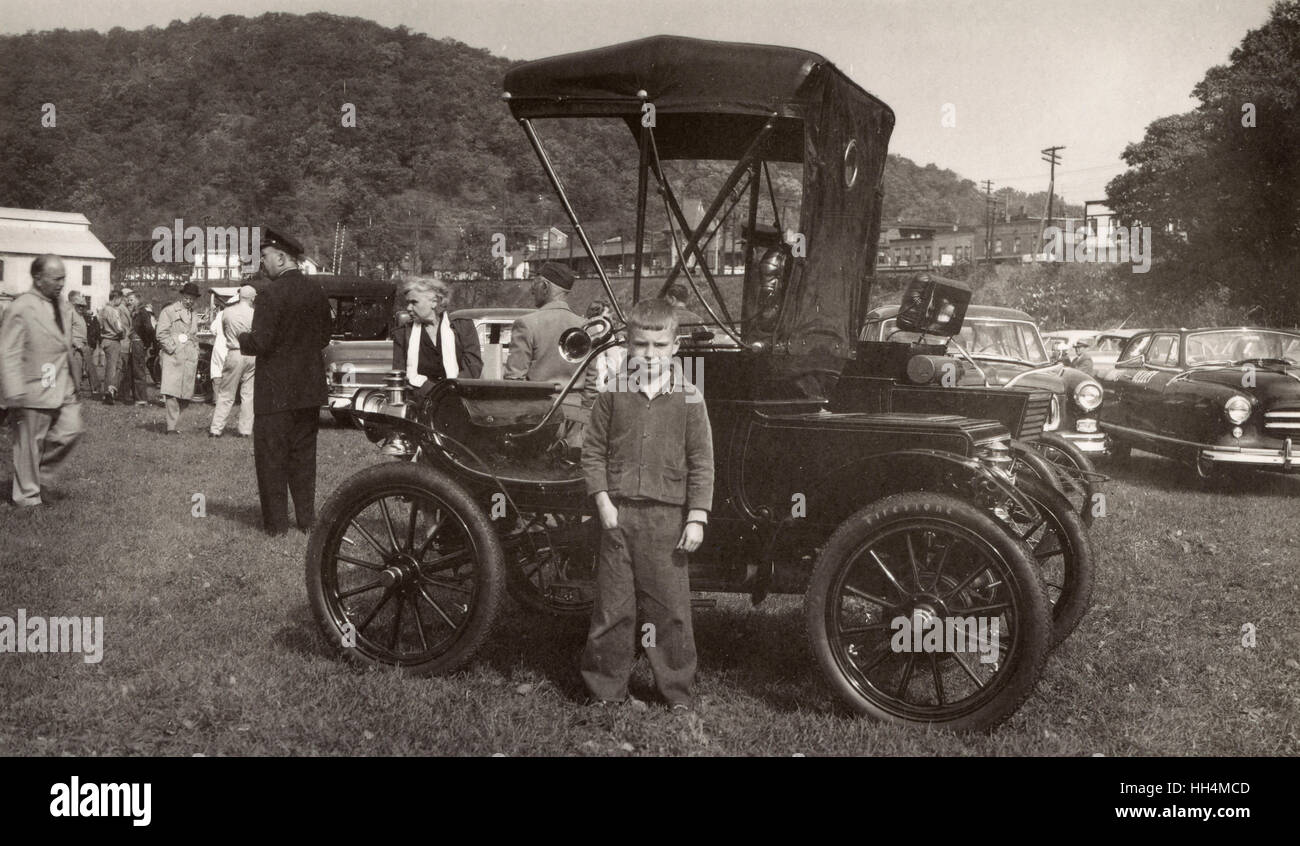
[1017,393,1054,440]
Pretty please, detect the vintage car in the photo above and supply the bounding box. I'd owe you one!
[306,35,1098,732]
[1097,326,1300,477]
[325,307,527,425]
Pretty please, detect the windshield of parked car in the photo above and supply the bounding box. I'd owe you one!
[328,296,391,340]
[1095,335,1127,354]
[880,317,1049,364]
[1185,329,1300,366]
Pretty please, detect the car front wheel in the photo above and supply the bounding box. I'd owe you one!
[805,492,1051,733]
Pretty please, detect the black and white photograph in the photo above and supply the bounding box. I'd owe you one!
[1,0,1296,781]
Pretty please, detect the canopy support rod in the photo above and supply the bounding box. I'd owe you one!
[519,118,624,322]
[632,121,652,306]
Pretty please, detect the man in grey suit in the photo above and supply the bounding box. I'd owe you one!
[504,262,594,447]
[0,255,82,506]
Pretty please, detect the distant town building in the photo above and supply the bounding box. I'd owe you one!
[0,207,115,309]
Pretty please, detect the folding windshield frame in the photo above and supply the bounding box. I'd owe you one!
[515,109,788,348]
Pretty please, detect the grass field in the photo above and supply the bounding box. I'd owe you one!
[1,400,1298,756]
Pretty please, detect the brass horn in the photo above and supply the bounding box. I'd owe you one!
[559,316,613,363]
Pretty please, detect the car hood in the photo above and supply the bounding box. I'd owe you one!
[324,340,392,369]
[1175,365,1300,403]
[961,361,1065,393]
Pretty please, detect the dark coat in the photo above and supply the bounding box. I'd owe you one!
[391,317,483,381]
[238,269,332,413]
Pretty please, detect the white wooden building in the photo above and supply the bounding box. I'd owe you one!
[0,207,115,309]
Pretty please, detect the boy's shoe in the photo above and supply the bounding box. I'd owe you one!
[669,702,693,715]
[586,698,623,709]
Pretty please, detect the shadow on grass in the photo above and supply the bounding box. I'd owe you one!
[272,602,337,662]
[204,498,266,531]
[468,595,822,713]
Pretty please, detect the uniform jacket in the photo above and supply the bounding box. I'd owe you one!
[391,317,483,382]
[581,369,714,512]
[238,269,332,413]
[156,300,203,399]
[0,289,76,410]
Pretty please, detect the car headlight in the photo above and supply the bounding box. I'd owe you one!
[1074,380,1103,412]
[1225,395,1252,425]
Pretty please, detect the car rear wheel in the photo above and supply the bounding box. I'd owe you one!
[503,508,597,616]
[805,493,1051,733]
[1003,476,1094,647]
[306,462,505,675]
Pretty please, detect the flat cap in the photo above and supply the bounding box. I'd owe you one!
[179,282,201,297]
[538,262,575,290]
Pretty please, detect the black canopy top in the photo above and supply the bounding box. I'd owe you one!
[502,35,892,161]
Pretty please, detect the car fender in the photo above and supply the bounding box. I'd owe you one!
[799,447,1034,526]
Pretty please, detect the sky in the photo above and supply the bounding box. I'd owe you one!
[0,0,1278,205]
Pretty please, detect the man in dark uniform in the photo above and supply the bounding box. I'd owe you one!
[238,228,332,536]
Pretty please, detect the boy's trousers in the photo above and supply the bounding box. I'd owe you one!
[580,499,696,706]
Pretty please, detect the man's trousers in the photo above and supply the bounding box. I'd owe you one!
[210,351,255,436]
[580,500,697,706]
[253,407,320,534]
[101,339,125,398]
[69,348,98,397]
[125,339,154,401]
[8,404,82,506]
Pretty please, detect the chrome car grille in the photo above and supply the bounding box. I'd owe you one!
[1264,405,1300,435]
[1019,394,1053,439]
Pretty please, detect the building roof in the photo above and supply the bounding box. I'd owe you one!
[0,226,115,260]
[0,207,93,226]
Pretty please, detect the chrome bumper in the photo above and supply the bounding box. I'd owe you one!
[1060,431,1109,454]
[1202,438,1298,470]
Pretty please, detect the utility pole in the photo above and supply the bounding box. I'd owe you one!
[1039,146,1064,259]
[981,179,995,265]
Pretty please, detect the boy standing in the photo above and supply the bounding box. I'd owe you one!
[580,299,714,712]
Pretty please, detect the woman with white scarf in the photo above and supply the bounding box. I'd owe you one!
[390,276,483,400]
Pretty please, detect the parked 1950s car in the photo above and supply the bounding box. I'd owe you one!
[859,305,1108,457]
[325,304,526,425]
[1089,328,1147,373]
[1097,326,1300,478]
[306,35,1098,732]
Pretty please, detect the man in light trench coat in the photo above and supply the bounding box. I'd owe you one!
[155,281,204,434]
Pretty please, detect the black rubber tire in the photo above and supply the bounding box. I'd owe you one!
[1029,433,1099,526]
[504,509,597,617]
[805,492,1051,733]
[1006,475,1095,647]
[306,461,505,676]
